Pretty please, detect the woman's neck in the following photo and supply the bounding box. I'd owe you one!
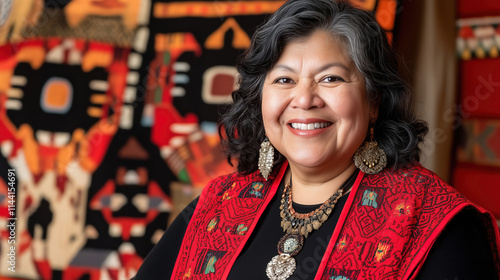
[286,162,357,205]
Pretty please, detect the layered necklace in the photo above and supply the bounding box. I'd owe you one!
[266,175,353,280]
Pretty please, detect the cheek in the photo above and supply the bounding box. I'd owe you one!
[261,106,272,128]
[330,94,367,119]
[262,90,286,125]
[261,94,277,133]
[261,92,272,118]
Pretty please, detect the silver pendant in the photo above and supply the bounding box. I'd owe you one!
[266,254,296,280]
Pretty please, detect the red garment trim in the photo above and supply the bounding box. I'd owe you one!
[170,176,212,280]
[405,204,469,279]
[314,171,366,280]
[172,163,500,279]
[221,162,288,279]
[405,204,500,279]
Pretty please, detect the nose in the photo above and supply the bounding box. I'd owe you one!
[290,81,325,110]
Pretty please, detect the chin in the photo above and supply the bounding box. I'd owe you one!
[287,156,331,169]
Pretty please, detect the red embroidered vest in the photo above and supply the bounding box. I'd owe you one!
[171,163,500,279]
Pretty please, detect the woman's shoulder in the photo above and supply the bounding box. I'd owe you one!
[200,168,272,198]
[375,162,453,191]
[205,170,260,186]
[366,163,468,206]
[204,163,284,192]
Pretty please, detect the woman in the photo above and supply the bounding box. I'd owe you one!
[134,0,500,279]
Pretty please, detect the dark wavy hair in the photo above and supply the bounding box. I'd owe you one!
[219,0,428,174]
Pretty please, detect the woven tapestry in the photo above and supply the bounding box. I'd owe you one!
[454,0,500,219]
[0,0,398,279]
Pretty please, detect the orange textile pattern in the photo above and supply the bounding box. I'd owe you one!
[0,0,399,279]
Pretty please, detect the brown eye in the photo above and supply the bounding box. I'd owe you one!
[321,76,345,83]
[274,77,295,84]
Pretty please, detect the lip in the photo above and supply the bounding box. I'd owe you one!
[287,118,333,136]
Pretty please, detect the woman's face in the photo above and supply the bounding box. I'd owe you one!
[262,30,375,173]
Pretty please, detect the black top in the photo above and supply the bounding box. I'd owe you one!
[133,174,497,280]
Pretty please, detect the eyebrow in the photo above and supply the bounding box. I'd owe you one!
[271,62,350,73]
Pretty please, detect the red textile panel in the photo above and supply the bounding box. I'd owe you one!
[458,0,500,18]
[452,164,500,218]
[460,58,500,118]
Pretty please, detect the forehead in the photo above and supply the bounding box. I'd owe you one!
[272,30,354,70]
[290,29,345,47]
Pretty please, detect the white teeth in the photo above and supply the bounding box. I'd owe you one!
[290,122,331,130]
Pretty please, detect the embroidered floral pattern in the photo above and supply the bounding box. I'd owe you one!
[206,216,219,232]
[373,238,393,263]
[173,164,499,280]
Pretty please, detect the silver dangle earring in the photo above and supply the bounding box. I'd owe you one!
[354,122,387,174]
[258,137,274,180]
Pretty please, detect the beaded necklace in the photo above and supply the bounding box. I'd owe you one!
[266,175,353,280]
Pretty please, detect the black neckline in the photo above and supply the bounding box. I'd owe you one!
[288,169,359,214]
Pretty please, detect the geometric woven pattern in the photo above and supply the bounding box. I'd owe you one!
[172,169,282,279]
[457,17,500,60]
[0,1,400,279]
[457,119,500,167]
[173,163,500,279]
[321,164,499,279]
[454,0,500,222]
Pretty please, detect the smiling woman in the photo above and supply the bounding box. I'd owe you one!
[133,1,500,279]
[261,30,370,202]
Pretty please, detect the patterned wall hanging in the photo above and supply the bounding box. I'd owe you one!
[454,0,500,219]
[0,0,399,279]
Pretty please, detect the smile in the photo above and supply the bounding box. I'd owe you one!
[289,122,332,130]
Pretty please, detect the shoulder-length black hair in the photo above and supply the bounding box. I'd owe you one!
[219,0,428,174]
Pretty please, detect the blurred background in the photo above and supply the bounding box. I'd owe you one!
[0,0,498,279]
